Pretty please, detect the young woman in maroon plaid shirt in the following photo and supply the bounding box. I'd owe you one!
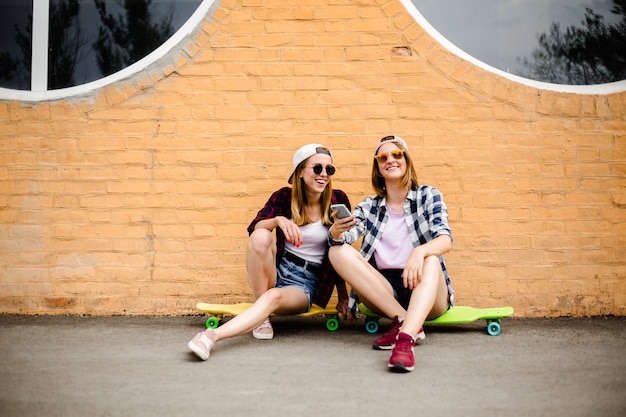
[189,144,350,361]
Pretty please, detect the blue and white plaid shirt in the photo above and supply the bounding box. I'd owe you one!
[339,184,454,304]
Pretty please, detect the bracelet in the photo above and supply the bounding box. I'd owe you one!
[328,224,345,246]
[328,234,345,246]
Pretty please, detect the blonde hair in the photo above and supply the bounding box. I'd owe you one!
[371,144,419,197]
[291,152,334,226]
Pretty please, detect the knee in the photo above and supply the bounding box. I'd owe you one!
[328,244,352,264]
[424,255,441,269]
[247,229,275,256]
[422,255,442,278]
[258,287,282,308]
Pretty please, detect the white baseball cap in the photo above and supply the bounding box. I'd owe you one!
[288,144,332,184]
[374,135,408,155]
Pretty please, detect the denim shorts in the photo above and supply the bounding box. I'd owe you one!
[379,268,454,309]
[274,255,321,309]
[379,269,412,309]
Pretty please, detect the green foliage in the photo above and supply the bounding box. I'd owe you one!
[518,0,626,85]
[93,0,174,77]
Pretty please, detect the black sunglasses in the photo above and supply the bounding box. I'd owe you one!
[308,164,336,176]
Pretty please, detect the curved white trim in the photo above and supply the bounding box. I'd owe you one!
[400,0,626,95]
[0,0,216,102]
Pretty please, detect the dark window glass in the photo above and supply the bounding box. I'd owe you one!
[0,0,203,91]
[411,0,626,85]
[0,0,33,90]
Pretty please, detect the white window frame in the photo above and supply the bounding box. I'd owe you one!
[31,0,49,92]
[0,0,215,102]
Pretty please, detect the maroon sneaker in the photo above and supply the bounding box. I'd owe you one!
[415,327,426,344]
[373,316,426,350]
[372,316,402,350]
[388,331,415,372]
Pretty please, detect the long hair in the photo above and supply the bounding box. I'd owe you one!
[291,151,334,226]
[371,144,419,197]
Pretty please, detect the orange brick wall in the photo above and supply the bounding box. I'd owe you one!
[1,0,624,317]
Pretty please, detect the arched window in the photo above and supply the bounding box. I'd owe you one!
[406,0,626,91]
[0,0,209,100]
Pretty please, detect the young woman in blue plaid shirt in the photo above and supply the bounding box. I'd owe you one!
[328,135,454,372]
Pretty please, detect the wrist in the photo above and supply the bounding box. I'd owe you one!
[328,228,345,246]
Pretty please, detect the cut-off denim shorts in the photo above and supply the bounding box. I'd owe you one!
[379,269,412,309]
[274,254,321,310]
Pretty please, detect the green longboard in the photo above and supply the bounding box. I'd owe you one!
[358,304,514,336]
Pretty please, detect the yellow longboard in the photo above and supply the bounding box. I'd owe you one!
[359,304,514,336]
[196,302,341,331]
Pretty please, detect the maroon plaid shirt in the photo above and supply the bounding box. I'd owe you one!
[247,186,351,308]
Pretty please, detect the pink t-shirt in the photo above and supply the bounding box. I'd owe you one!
[374,205,413,269]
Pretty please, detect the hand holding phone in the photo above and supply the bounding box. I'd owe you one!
[330,204,351,219]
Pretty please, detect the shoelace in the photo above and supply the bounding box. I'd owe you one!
[395,335,414,352]
[258,319,271,329]
[199,334,214,349]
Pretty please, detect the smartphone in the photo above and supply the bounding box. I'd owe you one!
[330,204,352,219]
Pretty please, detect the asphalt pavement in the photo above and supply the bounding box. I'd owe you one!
[0,314,624,417]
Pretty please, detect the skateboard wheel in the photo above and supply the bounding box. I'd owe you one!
[487,321,501,336]
[365,319,379,334]
[326,317,339,331]
[206,316,220,329]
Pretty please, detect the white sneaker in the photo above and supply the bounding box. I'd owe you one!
[252,318,274,340]
[188,329,217,360]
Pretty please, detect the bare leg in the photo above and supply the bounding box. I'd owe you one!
[214,287,309,341]
[329,244,405,319]
[400,255,450,336]
[246,229,277,299]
